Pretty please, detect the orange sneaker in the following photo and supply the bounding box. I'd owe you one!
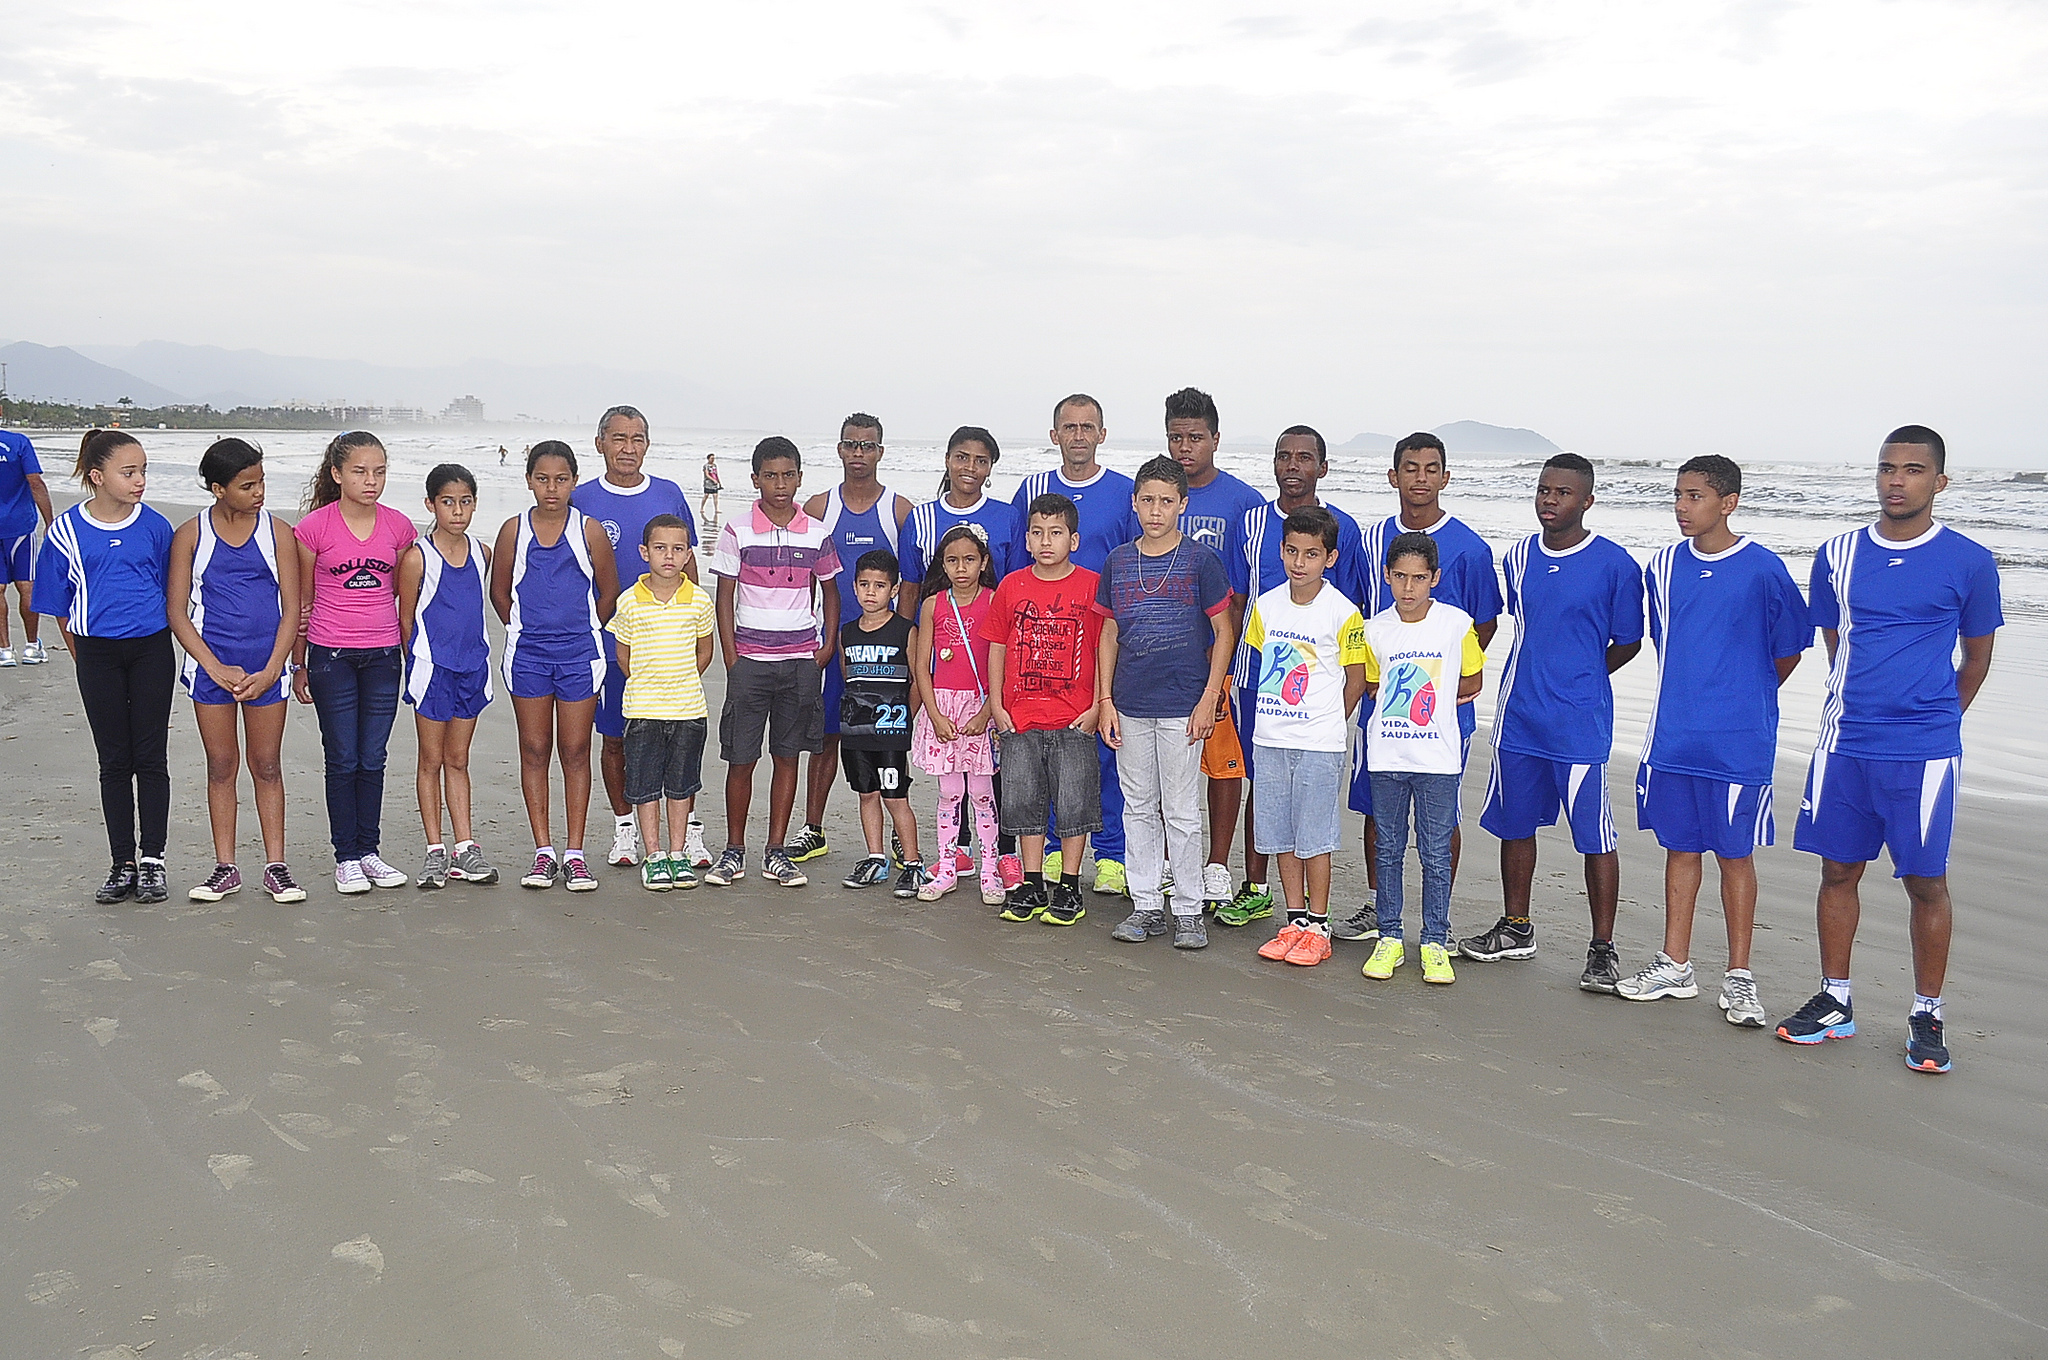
[1283,924,1333,967]
[1257,922,1306,961]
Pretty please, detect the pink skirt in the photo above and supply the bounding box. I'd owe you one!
[912,687,997,776]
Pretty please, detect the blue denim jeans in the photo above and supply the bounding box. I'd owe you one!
[307,644,402,862]
[1370,769,1460,946]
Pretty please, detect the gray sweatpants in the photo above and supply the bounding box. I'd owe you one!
[1115,714,1206,916]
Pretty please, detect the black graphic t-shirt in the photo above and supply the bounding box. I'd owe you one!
[838,614,913,751]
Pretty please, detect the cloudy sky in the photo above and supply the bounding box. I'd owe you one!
[3,1,2043,458]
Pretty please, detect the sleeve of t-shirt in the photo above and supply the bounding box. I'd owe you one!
[1338,609,1370,666]
[29,529,72,619]
[976,577,1014,647]
[1608,554,1646,646]
[1960,550,2006,638]
[710,521,741,579]
[1465,542,1503,623]
[606,595,635,645]
[1460,627,1486,676]
[1336,521,1373,608]
[672,485,699,549]
[1091,556,1118,618]
[1361,634,1382,685]
[814,540,842,581]
[1501,550,1520,622]
[900,514,926,588]
[1197,547,1231,616]
[693,593,716,640]
[1236,602,1264,685]
[1224,510,1251,598]
[1765,558,1811,658]
[1643,558,1664,652]
[20,441,42,474]
[1008,484,1033,572]
[294,508,328,558]
[1806,549,1840,632]
[387,509,419,556]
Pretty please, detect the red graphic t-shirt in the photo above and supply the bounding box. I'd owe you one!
[978,564,1102,731]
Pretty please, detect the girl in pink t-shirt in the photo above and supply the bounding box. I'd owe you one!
[910,524,1002,903]
[292,432,418,895]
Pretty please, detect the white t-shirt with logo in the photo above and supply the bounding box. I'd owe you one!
[1241,581,1370,753]
[1361,601,1485,775]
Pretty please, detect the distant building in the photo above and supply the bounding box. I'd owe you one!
[442,394,486,422]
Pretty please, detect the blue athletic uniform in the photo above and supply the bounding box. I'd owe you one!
[1794,523,2002,878]
[1636,537,1810,858]
[502,509,604,702]
[1480,532,1645,854]
[180,511,290,707]
[0,431,43,583]
[572,474,696,739]
[902,492,1020,590]
[34,503,177,637]
[1180,468,1265,564]
[405,533,494,722]
[818,485,907,737]
[1351,512,1503,813]
[1011,466,1136,575]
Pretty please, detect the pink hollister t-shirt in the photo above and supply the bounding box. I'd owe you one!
[295,502,418,648]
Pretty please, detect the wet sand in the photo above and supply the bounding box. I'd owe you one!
[3,507,2044,1360]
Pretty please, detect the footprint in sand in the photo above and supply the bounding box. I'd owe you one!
[172,1252,229,1317]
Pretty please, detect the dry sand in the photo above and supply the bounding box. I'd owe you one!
[3,504,2044,1360]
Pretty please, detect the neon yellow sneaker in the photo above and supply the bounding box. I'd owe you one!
[1091,858,1127,896]
[1362,938,1406,980]
[1420,942,1456,985]
[1041,849,1063,880]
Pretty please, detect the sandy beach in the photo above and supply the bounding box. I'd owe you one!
[2,498,2044,1360]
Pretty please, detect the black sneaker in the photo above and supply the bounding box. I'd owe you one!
[1905,1011,1952,1073]
[135,858,169,905]
[1579,940,1623,993]
[786,823,829,863]
[95,861,137,905]
[842,855,891,889]
[892,862,927,899]
[1457,915,1536,961]
[998,882,1048,922]
[1043,882,1087,927]
[1774,990,1856,1045]
[762,847,808,887]
[1329,903,1381,943]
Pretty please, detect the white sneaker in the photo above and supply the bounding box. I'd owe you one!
[1201,862,1232,907]
[1616,951,1699,1001]
[21,641,47,665]
[1720,971,1767,1028]
[357,852,408,888]
[335,860,372,894]
[608,817,642,867]
[0,647,15,667]
[682,817,712,869]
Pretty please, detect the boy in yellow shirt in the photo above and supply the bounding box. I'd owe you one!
[607,514,717,889]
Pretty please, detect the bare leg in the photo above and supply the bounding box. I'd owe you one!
[600,735,630,817]
[1500,836,1537,917]
[725,761,758,849]
[1903,874,1953,997]
[1021,832,1046,873]
[635,800,662,858]
[1662,850,1703,964]
[858,790,886,855]
[1718,853,1758,972]
[1242,787,1268,885]
[1206,776,1241,866]
[767,754,800,847]
[1276,851,1305,917]
[1450,824,1462,887]
[242,701,288,865]
[1304,851,1332,915]
[1059,833,1086,870]
[416,715,448,846]
[512,695,557,848]
[804,736,839,829]
[885,797,920,866]
[1585,850,1620,940]
[1363,816,1379,891]
[556,697,597,853]
[665,796,690,856]
[16,581,40,644]
[194,701,243,865]
[1816,858,1864,979]
[443,716,478,845]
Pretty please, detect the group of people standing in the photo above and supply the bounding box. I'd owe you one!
[0,390,2002,1076]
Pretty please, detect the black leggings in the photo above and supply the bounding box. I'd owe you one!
[74,629,176,864]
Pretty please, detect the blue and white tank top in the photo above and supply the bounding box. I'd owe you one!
[180,510,286,698]
[406,533,494,705]
[503,508,602,681]
[819,485,903,620]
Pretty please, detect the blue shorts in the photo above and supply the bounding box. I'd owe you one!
[1480,747,1617,853]
[1253,745,1347,859]
[1636,764,1771,858]
[821,654,844,737]
[412,665,492,723]
[1351,701,1476,816]
[182,642,288,707]
[594,639,629,738]
[0,534,30,584]
[1794,750,1958,879]
[507,653,602,703]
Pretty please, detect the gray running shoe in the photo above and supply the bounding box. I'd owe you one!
[701,847,745,886]
[1330,902,1381,942]
[1617,952,1698,1001]
[1457,916,1536,961]
[135,857,169,904]
[1720,971,1767,1028]
[1579,940,1624,993]
[447,844,498,884]
[1110,908,1168,942]
[763,847,808,887]
[416,847,450,890]
[1172,912,1209,950]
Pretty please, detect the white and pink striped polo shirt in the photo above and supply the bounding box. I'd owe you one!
[710,501,843,662]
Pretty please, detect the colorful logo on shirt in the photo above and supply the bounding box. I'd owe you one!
[1258,639,1318,706]
[1379,659,1441,728]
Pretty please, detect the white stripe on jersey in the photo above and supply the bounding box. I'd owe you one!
[182,511,284,692]
[1489,536,1533,752]
[1637,544,1678,768]
[49,512,90,634]
[408,533,492,706]
[1814,529,1859,754]
[502,507,600,685]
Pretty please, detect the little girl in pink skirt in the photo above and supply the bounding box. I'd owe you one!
[910,524,1002,902]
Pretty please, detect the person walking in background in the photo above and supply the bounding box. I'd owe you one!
[1011,395,1136,896]
[166,438,306,905]
[398,463,499,890]
[1097,455,1235,951]
[1161,387,1266,917]
[607,514,716,892]
[293,431,418,896]
[491,441,618,893]
[1617,456,1808,1024]
[0,426,55,667]
[701,452,723,527]
[34,430,177,904]
[910,524,1004,904]
[1778,426,2002,1074]
[572,404,707,874]
[790,414,913,869]
[835,550,926,897]
[1463,453,1644,992]
[705,437,841,889]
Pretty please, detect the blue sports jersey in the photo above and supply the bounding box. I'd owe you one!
[1011,466,1136,574]
[1180,468,1265,567]
[572,473,697,561]
[1229,498,1370,686]
[1360,512,1503,623]
[819,484,908,617]
[0,431,44,537]
[1640,537,1810,786]
[903,492,1020,588]
[33,502,176,638]
[1810,523,2003,761]
[1493,532,1645,764]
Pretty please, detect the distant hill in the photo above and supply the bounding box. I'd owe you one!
[0,342,184,407]
[1333,431,1399,453]
[1337,422,1560,456]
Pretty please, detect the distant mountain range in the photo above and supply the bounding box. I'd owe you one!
[1338,421,1561,456]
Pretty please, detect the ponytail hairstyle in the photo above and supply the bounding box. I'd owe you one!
[304,430,387,513]
[917,522,999,608]
[426,463,478,499]
[75,428,142,487]
[936,425,1001,498]
[198,436,264,491]
[526,440,578,477]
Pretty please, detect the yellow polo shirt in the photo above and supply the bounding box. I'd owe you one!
[606,575,716,720]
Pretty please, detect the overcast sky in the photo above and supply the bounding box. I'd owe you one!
[3,1,2043,459]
